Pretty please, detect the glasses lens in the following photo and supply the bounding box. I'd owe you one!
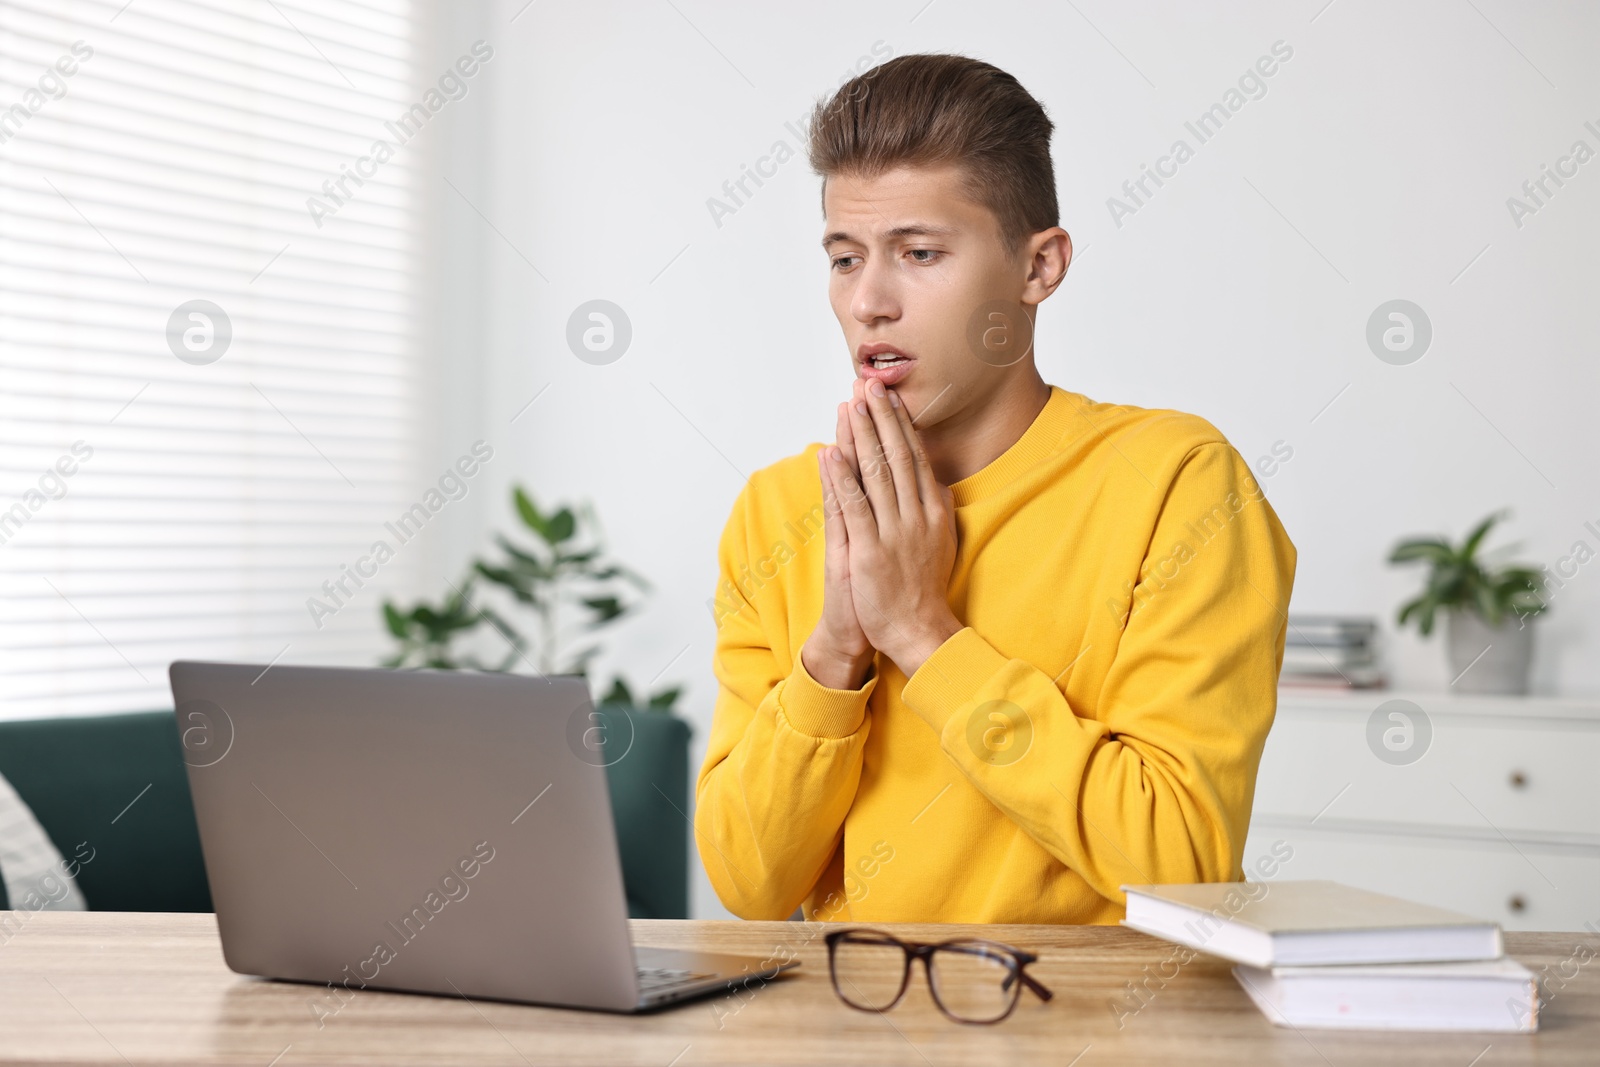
[928,942,1021,1023]
[832,936,907,1011]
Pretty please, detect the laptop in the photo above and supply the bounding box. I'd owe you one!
[168,660,798,1013]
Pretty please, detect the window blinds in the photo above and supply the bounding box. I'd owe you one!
[0,0,425,719]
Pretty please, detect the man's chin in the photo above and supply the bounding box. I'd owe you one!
[895,381,950,426]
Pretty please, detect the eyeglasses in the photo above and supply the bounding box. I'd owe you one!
[824,929,1053,1024]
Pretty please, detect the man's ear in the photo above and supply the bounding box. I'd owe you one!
[1022,227,1071,306]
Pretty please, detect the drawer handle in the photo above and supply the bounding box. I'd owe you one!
[1509,770,1528,789]
[1508,895,1527,914]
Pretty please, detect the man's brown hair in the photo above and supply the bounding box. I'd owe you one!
[807,53,1058,261]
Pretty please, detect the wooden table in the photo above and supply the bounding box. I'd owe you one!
[0,912,1595,1065]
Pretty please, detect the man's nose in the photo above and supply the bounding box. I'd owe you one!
[851,259,901,323]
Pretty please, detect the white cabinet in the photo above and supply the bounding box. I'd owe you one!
[1245,689,1600,931]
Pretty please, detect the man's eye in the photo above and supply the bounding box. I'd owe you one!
[831,256,860,271]
[908,249,942,264]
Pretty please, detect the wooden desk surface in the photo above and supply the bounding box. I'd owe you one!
[0,912,1595,1065]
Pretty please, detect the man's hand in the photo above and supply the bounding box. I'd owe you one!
[823,377,963,678]
[802,443,875,691]
[799,380,879,691]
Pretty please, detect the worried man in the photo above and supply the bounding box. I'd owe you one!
[697,53,1297,925]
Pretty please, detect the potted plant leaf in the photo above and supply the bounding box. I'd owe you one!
[1387,509,1548,694]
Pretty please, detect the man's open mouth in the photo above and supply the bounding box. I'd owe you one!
[858,348,916,385]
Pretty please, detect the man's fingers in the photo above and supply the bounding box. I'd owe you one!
[864,381,922,515]
[824,444,874,541]
[818,447,848,548]
[836,401,860,478]
[848,388,897,521]
[886,385,942,509]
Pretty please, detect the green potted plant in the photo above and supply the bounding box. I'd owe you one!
[381,578,524,671]
[469,487,682,709]
[1387,509,1548,694]
[378,485,692,919]
[381,487,683,708]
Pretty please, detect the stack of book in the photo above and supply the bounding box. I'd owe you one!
[1280,615,1385,689]
[1121,880,1538,1032]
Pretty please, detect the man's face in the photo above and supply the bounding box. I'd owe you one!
[822,163,1031,428]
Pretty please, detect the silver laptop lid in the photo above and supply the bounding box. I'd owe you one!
[169,661,640,1012]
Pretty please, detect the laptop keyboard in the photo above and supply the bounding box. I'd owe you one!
[637,966,715,993]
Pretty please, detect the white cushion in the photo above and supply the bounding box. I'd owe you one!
[0,771,87,911]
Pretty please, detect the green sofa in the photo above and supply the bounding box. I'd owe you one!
[0,706,690,919]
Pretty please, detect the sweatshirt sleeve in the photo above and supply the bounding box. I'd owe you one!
[694,481,878,919]
[899,440,1296,908]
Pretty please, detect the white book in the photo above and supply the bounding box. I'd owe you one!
[1233,957,1539,1032]
[1120,880,1503,967]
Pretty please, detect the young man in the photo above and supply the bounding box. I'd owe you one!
[697,54,1297,925]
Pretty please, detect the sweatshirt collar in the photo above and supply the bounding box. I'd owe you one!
[946,385,1081,508]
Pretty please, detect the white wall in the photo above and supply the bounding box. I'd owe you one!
[439,0,1600,918]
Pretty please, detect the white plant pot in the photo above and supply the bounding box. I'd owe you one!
[1444,607,1535,694]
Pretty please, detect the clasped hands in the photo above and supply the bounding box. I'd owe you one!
[806,376,963,688]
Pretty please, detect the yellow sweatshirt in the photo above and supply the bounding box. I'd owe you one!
[696,385,1297,925]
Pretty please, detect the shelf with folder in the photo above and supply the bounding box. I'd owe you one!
[1278,614,1386,689]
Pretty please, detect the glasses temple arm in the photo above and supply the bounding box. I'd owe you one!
[1018,969,1054,1002]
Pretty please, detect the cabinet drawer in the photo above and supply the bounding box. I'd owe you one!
[1243,823,1600,931]
[1254,709,1600,840]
